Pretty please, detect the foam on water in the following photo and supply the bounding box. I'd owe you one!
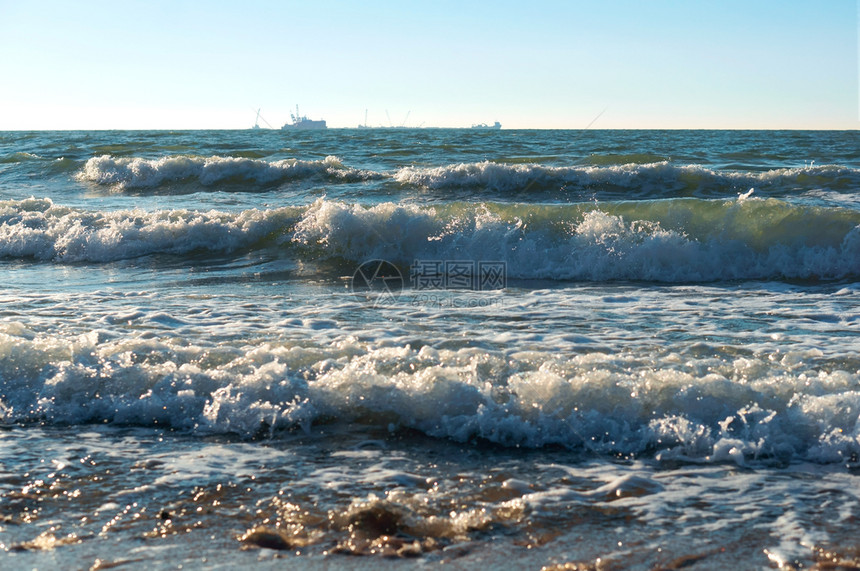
[1,319,858,464]
[2,197,860,280]
[0,197,300,261]
[73,154,860,198]
[3,130,860,567]
[293,198,860,281]
[395,161,860,195]
[76,154,381,189]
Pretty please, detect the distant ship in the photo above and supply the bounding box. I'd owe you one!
[471,121,502,130]
[281,105,327,130]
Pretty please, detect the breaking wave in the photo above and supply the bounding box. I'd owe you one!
[76,154,381,190]
[1,324,858,464]
[1,197,860,281]
[293,197,860,282]
[73,155,860,199]
[394,161,860,198]
[0,197,299,262]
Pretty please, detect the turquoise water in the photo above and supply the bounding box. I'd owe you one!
[1,129,860,569]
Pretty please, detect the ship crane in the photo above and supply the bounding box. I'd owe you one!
[252,108,274,129]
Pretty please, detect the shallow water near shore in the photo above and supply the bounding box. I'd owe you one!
[5,424,860,570]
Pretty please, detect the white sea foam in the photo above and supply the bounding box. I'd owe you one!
[395,161,860,195]
[76,154,380,189]
[395,161,683,191]
[2,197,860,280]
[75,155,860,196]
[293,198,860,281]
[0,197,299,261]
[1,324,858,463]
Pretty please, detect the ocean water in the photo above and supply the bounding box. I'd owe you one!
[1,128,859,569]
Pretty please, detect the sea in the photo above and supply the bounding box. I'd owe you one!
[1,128,859,570]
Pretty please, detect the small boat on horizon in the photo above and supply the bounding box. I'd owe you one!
[282,105,327,130]
[471,121,502,130]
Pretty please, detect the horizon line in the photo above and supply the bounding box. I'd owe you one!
[2,126,859,132]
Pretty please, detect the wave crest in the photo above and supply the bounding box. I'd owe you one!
[293,198,860,282]
[76,154,381,189]
[2,197,859,281]
[0,197,299,262]
[395,161,860,197]
[2,326,859,462]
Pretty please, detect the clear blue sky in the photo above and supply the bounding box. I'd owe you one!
[0,0,857,129]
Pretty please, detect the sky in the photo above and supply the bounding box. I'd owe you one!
[0,0,857,130]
